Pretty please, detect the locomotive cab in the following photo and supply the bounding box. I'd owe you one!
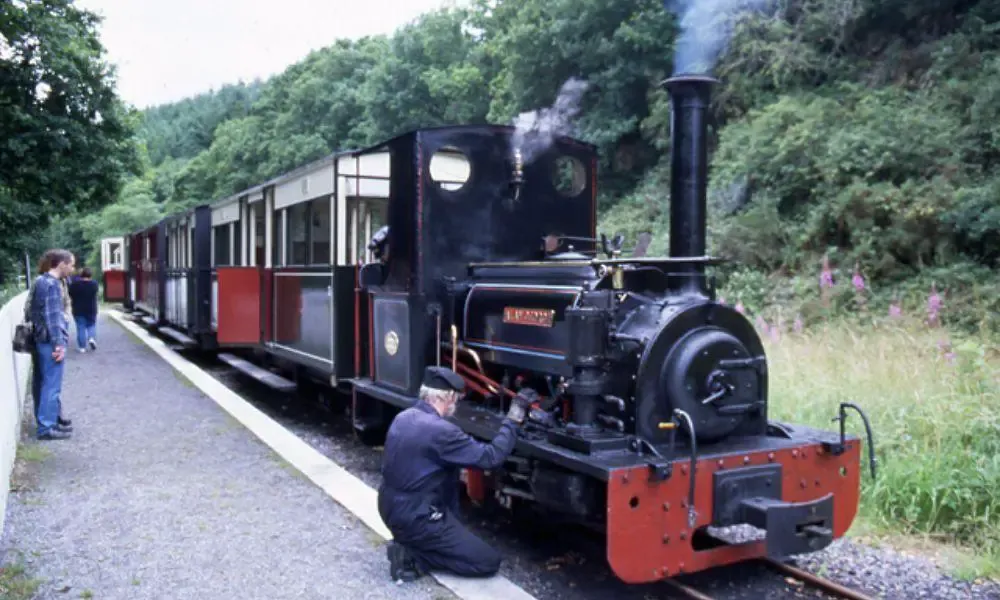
[352,125,599,400]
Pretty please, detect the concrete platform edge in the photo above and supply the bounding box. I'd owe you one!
[107,310,538,600]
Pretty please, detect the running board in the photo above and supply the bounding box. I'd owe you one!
[160,326,196,347]
[140,316,157,327]
[217,353,297,392]
[350,378,417,409]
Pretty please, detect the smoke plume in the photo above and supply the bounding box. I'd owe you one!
[666,0,771,75]
[511,77,590,164]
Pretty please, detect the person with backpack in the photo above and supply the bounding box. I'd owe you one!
[68,267,99,352]
[28,249,76,440]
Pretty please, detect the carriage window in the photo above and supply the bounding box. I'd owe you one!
[310,196,331,265]
[213,224,231,266]
[552,155,587,197]
[232,222,242,266]
[347,197,388,264]
[108,243,122,269]
[186,225,194,268]
[272,209,284,267]
[368,202,387,262]
[429,146,471,192]
[177,231,184,266]
[287,203,308,265]
[254,207,265,267]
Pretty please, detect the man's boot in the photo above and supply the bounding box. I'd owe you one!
[387,542,423,582]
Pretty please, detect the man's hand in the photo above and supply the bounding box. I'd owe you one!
[52,346,65,362]
[506,388,538,425]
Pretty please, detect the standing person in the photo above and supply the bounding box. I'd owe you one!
[68,267,99,352]
[29,249,75,440]
[377,366,534,582]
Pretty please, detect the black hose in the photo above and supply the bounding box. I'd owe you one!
[839,402,878,480]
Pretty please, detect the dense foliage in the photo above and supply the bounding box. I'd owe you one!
[0,0,139,281]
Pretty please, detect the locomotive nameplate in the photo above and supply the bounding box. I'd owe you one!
[503,307,555,328]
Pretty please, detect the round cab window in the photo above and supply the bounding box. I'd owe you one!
[552,155,587,197]
[429,147,471,192]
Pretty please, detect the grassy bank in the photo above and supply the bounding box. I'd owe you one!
[0,558,41,600]
[764,318,1000,575]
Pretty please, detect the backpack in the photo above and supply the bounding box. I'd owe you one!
[11,281,36,354]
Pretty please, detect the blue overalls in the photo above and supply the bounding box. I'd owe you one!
[377,401,518,577]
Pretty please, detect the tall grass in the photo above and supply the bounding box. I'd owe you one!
[765,318,1000,560]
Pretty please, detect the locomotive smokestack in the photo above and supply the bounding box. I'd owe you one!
[663,74,717,292]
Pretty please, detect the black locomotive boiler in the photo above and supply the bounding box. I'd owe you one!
[118,73,876,584]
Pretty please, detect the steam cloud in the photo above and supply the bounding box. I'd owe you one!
[666,0,771,75]
[511,77,590,164]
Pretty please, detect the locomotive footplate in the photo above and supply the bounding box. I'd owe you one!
[712,464,834,558]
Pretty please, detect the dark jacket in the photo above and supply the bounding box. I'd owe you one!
[378,402,517,532]
[68,278,99,320]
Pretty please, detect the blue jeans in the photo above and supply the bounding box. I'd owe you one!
[75,316,96,349]
[34,342,64,437]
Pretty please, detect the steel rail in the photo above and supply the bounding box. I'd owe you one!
[661,578,715,600]
[662,559,876,600]
[762,558,876,600]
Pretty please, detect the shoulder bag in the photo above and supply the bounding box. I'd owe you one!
[12,282,36,354]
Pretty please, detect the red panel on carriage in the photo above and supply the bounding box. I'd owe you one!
[262,268,273,343]
[272,271,302,344]
[216,267,262,345]
[103,270,126,302]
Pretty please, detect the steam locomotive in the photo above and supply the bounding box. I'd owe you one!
[112,74,875,583]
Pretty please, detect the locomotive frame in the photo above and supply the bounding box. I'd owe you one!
[110,75,875,583]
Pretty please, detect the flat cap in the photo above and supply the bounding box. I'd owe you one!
[423,366,465,392]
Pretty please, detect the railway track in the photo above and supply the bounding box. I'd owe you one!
[664,558,876,600]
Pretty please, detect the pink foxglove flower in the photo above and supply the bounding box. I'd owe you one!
[927,284,942,327]
[755,315,769,335]
[819,256,834,289]
[888,301,902,318]
[793,315,803,333]
[852,262,865,292]
[735,301,745,315]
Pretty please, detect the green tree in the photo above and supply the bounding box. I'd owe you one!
[0,0,139,273]
[473,0,676,201]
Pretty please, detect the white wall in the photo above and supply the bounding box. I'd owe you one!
[0,291,32,535]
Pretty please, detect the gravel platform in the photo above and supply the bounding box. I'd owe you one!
[0,314,454,600]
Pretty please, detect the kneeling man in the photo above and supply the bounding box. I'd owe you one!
[377,366,533,582]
